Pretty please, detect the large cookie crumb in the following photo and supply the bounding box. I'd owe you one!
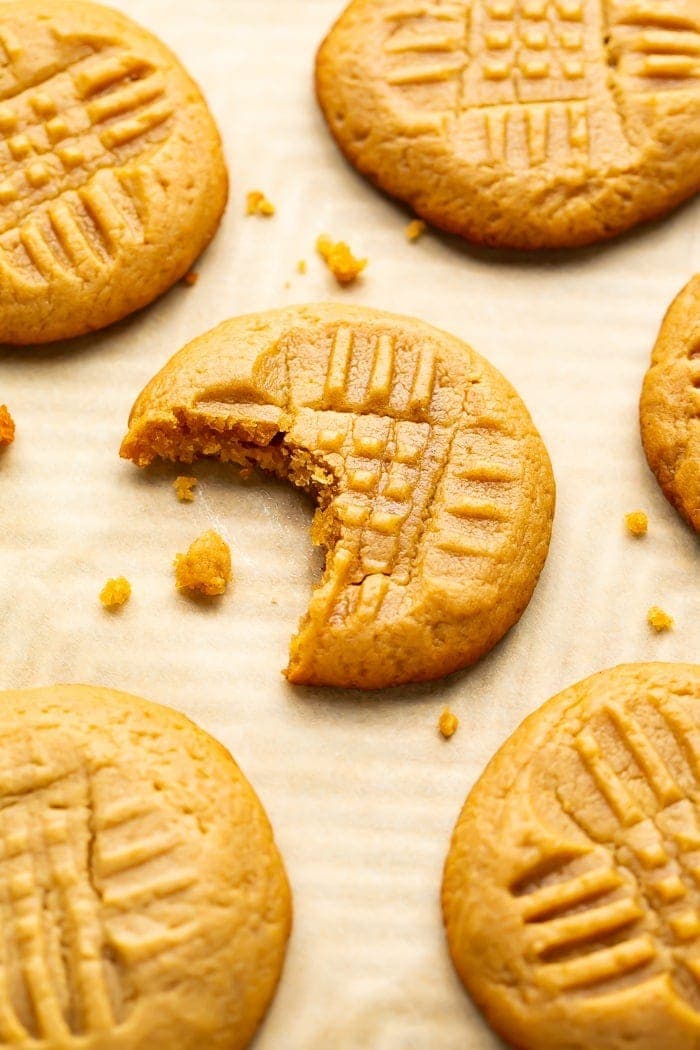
[100,577,131,609]
[625,510,648,536]
[647,605,674,632]
[175,530,232,596]
[316,235,367,285]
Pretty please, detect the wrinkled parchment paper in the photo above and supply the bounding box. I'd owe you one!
[0,1,698,1045]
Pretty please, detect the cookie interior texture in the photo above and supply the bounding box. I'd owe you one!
[316,0,700,249]
[443,662,700,1050]
[640,274,700,532]
[121,303,555,690]
[0,0,228,344]
[0,684,291,1049]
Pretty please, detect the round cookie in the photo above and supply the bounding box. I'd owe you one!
[0,0,228,344]
[443,662,700,1050]
[640,275,699,532]
[120,303,555,690]
[0,684,291,1049]
[316,0,700,250]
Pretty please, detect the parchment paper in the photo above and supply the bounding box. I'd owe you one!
[0,1,698,1046]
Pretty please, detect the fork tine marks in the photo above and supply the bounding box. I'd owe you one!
[18,222,65,281]
[539,935,656,991]
[99,101,173,150]
[3,814,71,1041]
[520,867,623,922]
[531,898,643,957]
[44,810,114,1033]
[605,702,684,806]
[574,728,644,826]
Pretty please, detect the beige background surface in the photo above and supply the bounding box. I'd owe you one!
[0,1,698,1046]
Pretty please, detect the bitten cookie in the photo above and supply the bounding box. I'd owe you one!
[0,684,291,1049]
[443,662,700,1050]
[0,0,228,344]
[640,275,699,532]
[121,303,555,689]
[316,0,700,250]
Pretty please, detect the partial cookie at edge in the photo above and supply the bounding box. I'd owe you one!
[640,274,700,532]
[443,662,700,1050]
[0,683,291,1050]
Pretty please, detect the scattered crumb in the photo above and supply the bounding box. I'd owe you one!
[647,606,674,632]
[246,190,275,217]
[100,577,131,609]
[239,466,254,480]
[625,510,648,536]
[439,707,459,739]
[316,234,367,286]
[182,271,199,287]
[174,476,197,502]
[175,530,232,597]
[297,259,307,274]
[0,405,15,449]
[284,280,291,290]
[405,219,427,242]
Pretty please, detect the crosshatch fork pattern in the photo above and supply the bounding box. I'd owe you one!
[282,324,523,624]
[0,37,175,283]
[0,744,196,1041]
[512,694,700,1007]
[381,0,700,164]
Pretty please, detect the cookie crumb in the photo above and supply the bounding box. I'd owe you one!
[625,510,648,536]
[297,259,307,274]
[316,234,367,286]
[182,271,199,287]
[647,606,674,632]
[100,577,131,609]
[439,708,459,739]
[405,219,427,242]
[0,405,15,449]
[175,530,232,597]
[246,190,275,217]
[174,476,197,502]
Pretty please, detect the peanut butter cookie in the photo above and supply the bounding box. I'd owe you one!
[316,0,700,249]
[443,662,700,1050]
[0,684,291,1049]
[0,0,227,344]
[121,303,555,689]
[641,275,699,531]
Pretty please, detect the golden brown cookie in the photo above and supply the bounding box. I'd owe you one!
[443,662,700,1050]
[0,683,291,1049]
[640,275,699,532]
[121,303,555,689]
[316,0,700,249]
[0,0,227,344]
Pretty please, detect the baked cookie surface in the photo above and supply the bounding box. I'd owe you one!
[121,303,555,689]
[443,662,700,1050]
[0,684,291,1049]
[0,0,227,344]
[640,275,699,532]
[316,0,700,249]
